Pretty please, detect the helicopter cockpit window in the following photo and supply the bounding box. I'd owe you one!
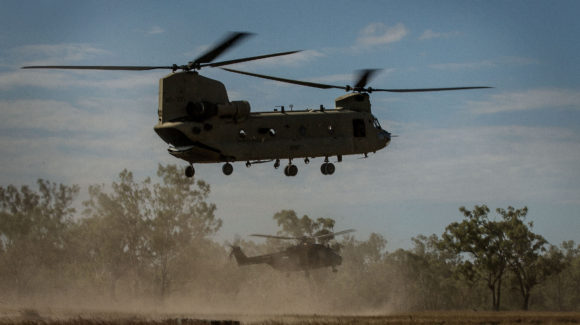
[372,117,382,129]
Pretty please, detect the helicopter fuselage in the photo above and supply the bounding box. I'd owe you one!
[231,243,343,272]
[153,72,391,176]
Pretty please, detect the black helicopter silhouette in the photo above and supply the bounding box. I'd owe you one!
[231,229,354,275]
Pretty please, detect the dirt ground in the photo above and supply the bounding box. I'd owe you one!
[1,307,580,325]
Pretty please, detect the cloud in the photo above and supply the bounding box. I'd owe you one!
[147,26,164,35]
[0,96,165,187]
[356,23,408,47]
[429,60,496,70]
[429,56,538,71]
[0,98,149,133]
[418,29,460,40]
[356,124,580,204]
[9,43,111,66]
[0,132,168,188]
[467,88,580,114]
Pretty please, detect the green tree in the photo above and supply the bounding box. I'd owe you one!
[273,210,335,240]
[498,206,565,310]
[82,165,220,300]
[339,232,390,309]
[441,205,509,311]
[559,241,580,310]
[411,234,460,310]
[148,164,221,299]
[82,169,152,299]
[0,179,79,298]
[535,241,578,311]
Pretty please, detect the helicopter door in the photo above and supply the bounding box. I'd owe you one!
[353,119,366,137]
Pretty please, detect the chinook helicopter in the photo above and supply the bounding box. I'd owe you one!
[22,32,491,177]
[231,229,355,275]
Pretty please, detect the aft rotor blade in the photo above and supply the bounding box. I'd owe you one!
[250,234,297,240]
[203,50,302,68]
[21,65,173,71]
[371,86,493,93]
[193,32,253,65]
[314,229,356,240]
[224,68,492,93]
[222,68,347,90]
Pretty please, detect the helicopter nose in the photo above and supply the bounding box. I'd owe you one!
[378,130,391,145]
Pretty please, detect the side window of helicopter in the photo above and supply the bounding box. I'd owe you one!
[353,119,366,137]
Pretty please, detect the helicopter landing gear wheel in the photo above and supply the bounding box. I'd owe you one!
[185,165,195,178]
[274,159,280,169]
[222,163,233,176]
[321,162,335,175]
[289,164,298,176]
[284,164,298,177]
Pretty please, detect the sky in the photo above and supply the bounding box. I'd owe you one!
[1,0,579,249]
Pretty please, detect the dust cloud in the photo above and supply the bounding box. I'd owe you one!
[4,173,575,319]
[0,240,412,318]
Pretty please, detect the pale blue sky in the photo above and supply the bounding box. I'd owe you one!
[1,0,579,248]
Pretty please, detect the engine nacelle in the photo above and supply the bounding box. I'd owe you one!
[217,100,251,121]
[158,71,229,122]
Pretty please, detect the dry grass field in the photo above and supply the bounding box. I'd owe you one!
[1,308,580,325]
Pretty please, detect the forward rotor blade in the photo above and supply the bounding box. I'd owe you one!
[222,68,347,90]
[21,65,173,71]
[250,234,297,240]
[354,69,380,89]
[371,86,493,93]
[193,32,253,65]
[203,50,302,68]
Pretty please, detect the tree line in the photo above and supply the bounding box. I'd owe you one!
[0,165,579,312]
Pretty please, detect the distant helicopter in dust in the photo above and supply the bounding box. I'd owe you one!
[230,229,355,276]
[22,32,491,178]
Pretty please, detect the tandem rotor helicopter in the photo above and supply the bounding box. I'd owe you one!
[22,32,491,177]
[230,229,355,275]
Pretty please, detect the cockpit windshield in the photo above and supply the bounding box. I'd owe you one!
[372,117,382,129]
